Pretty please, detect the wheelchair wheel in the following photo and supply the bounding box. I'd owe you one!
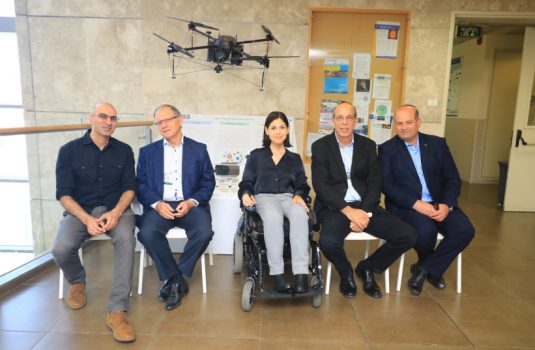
[232,232,243,274]
[311,275,322,308]
[241,277,255,311]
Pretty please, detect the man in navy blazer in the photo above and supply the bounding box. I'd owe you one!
[378,104,474,296]
[137,104,215,310]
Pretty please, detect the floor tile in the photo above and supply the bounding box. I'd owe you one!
[154,288,262,339]
[368,344,474,349]
[261,294,364,342]
[32,333,153,350]
[355,295,470,346]
[0,284,68,332]
[0,331,44,350]
[147,335,259,350]
[438,298,535,348]
[260,338,368,350]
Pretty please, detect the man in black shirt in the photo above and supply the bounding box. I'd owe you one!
[52,102,137,343]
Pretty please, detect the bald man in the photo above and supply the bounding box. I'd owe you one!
[378,104,474,296]
[53,102,137,343]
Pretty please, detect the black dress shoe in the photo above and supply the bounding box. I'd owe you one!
[294,274,309,293]
[355,263,382,298]
[339,273,357,298]
[427,275,446,289]
[165,282,182,310]
[408,266,428,296]
[176,274,189,296]
[157,280,173,302]
[271,274,291,292]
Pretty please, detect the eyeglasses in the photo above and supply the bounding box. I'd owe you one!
[155,115,180,127]
[334,114,356,122]
[94,113,119,122]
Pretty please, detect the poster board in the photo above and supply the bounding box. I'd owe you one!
[304,9,410,159]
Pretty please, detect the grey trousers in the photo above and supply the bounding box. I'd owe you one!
[52,206,136,312]
[255,193,309,275]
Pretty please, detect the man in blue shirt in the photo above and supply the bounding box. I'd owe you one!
[53,102,137,342]
[136,104,215,311]
[378,104,474,295]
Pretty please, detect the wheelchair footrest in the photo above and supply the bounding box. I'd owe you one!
[258,283,323,299]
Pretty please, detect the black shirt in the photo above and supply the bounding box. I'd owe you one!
[55,130,136,213]
[238,147,310,199]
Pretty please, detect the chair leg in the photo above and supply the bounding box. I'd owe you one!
[457,253,462,294]
[376,240,390,293]
[325,262,332,295]
[208,241,214,266]
[138,247,145,295]
[385,267,390,294]
[364,241,370,259]
[201,251,207,294]
[59,247,84,299]
[58,269,64,299]
[396,253,405,292]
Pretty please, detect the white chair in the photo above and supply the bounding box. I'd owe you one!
[137,227,214,295]
[325,232,390,295]
[58,234,111,299]
[396,233,462,293]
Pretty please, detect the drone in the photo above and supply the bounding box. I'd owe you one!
[153,17,299,90]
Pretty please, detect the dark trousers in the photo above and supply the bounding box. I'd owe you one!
[394,207,474,277]
[318,207,417,277]
[137,202,213,281]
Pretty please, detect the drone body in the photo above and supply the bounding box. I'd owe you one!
[154,17,298,89]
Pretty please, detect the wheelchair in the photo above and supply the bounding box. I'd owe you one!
[233,202,324,311]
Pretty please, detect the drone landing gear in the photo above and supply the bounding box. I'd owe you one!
[214,64,223,73]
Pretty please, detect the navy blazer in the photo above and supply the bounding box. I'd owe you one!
[311,132,382,216]
[136,137,215,212]
[378,132,461,214]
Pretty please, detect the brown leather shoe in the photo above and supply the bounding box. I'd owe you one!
[106,311,136,343]
[66,283,87,310]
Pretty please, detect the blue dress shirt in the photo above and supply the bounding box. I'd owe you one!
[404,137,433,202]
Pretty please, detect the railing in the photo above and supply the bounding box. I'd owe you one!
[0,121,153,279]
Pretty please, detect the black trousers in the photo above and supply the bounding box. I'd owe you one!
[318,207,417,277]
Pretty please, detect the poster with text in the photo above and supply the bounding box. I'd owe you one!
[324,59,349,94]
[375,21,400,59]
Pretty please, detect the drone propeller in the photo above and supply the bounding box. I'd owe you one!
[153,33,194,58]
[167,16,219,31]
[261,24,280,44]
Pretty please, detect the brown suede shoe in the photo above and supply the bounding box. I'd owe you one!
[66,283,87,310]
[106,311,136,343]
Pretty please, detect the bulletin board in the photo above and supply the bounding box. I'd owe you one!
[304,8,410,160]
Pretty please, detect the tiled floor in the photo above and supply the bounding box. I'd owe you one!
[1,183,535,349]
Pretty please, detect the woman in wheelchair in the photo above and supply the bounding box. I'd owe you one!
[238,111,311,293]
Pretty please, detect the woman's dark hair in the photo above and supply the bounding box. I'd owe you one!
[262,111,292,147]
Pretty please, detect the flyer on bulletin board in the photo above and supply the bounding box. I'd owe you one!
[319,99,341,130]
[324,59,349,94]
[374,21,400,59]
